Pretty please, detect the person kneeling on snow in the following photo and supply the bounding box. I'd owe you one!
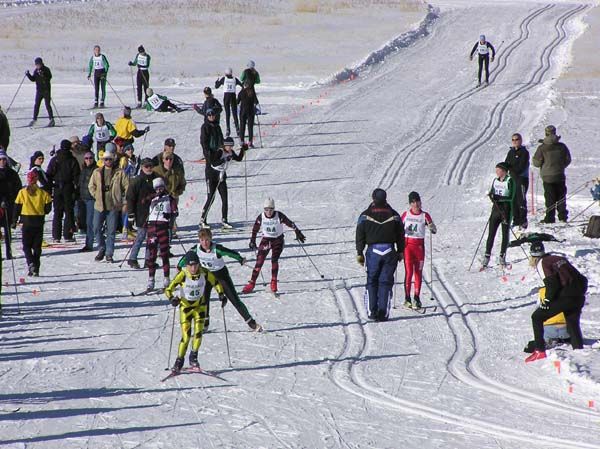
[144,88,182,113]
[525,241,588,363]
[165,250,224,373]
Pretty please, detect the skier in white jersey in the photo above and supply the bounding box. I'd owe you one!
[242,198,306,294]
[144,88,182,113]
[87,45,110,108]
[128,45,151,108]
[469,34,496,86]
[401,191,436,309]
[215,68,243,138]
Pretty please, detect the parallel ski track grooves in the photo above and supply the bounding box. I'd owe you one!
[377,4,553,191]
[446,4,587,186]
[327,285,599,448]
[429,265,599,419]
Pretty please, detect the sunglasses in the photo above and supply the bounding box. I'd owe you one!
[84,157,94,160]
[512,137,521,141]
[264,207,274,211]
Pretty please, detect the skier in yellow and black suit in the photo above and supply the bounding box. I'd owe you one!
[164,250,225,372]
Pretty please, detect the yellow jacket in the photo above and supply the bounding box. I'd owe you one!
[539,287,566,325]
[114,117,138,140]
[165,267,223,305]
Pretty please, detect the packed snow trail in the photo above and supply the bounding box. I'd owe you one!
[1,2,599,449]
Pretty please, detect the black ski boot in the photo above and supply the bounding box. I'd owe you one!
[412,295,422,310]
[189,351,199,368]
[173,357,184,373]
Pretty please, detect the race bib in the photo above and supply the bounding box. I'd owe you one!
[197,244,225,271]
[93,55,104,70]
[183,276,205,301]
[261,212,283,238]
[149,196,171,221]
[148,94,163,110]
[478,43,489,55]
[224,78,236,93]
[137,54,148,68]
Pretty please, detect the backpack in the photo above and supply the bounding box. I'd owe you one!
[584,215,600,238]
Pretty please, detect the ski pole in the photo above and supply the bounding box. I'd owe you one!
[468,218,490,271]
[51,99,62,124]
[297,240,325,279]
[429,232,435,301]
[221,305,232,367]
[4,213,20,314]
[106,79,126,107]
[165,306,177,370]
[129,66,136,105]
[5,75,26,114]
[244,154,248,222]
[253,249,267,286]
[567,200,596,224]
[256,113,263,148]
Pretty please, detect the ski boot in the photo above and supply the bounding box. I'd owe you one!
[172,356,184,373]
[93,101,98,109]
[163,277,171,289]
[525,349,547,363]
[412,295,422,310]
[47,119,55,128]
[403,297,412,308]
[147,277,155,291]
[203,318,210,331]
[99,101,105,108]
[28,119,36,127]
[498,254,508,267]
[94,250,105,261]
[27,263,35,277]
[376,310,388,322]
[136,102,142,109]
[189,351,199,368]
[222,219,233,230]
[199,219,210,230]
[127,259,140,269]
[481,254,490,269]
[247,319,264,332]
[105,256,114,263]
[225,129,231,138]
[270,279,278,293]
[248,141,255,149]
[242,281,256,294]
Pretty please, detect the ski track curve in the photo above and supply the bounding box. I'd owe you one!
[377,3,554,192]
[327,284,599,449]
[428,264,600,419]
[445,4,587,186]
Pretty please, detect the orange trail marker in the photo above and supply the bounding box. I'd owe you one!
[568,385,573,393]
[588,400,594,409]
[553,360,561,374]
[19,277,25,284]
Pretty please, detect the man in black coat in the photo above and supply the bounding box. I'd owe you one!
[504,132,530,228]
[194,87,223,124]
[0,106,9,151]
[0,150,22,259]
[355,188,405,321]
[26,57,54,128]
[46,139,80,242]
[125,158,157,268]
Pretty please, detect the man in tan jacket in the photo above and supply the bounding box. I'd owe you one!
[88,150,129,262]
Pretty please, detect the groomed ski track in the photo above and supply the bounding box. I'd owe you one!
[1,2,599,448]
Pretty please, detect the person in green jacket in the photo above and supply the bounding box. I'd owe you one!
[87,112,116,154]
[144,88,182,113]
[178,228,262,332]
[128,45,151,108]
[87,45,110,108]
[482,162,515,268]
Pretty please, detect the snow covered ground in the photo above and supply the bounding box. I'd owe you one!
[1,1,600,448]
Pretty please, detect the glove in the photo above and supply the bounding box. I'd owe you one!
[241,143,249,152]
[100,74,106,80]
[162,212,172,220]
[294,229,306,243]
[10,221,17,230]
[87,75,91,80]
[249,240,257,251]
[170,296,181,307]
[255,105,262,115]
[0,201,8,209]
[128,213,135,227]
[128,61,134,66]
[469,55,473,61]
[25,70,30,76]
[219,292,227,308]
[240,257,247,266]
[491,56,495,63]
[356,254,365,266]
[428,222,437,234]
[397,253,404,263]
[144,125,150,133]
[193,104,202,114]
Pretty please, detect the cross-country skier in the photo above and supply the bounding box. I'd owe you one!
[504,132,530,229]
[145,177,178,291]
[240,60,261,89]
[242,198,305,294]
[179,228,262,331]
[46,139,80,243]
[125,157,157,268]
[114,106,149,146]
[199,137,246,229]
[87,112,116,154]
[0,150,22,259]
[13,170,52,276]
[165,250,225,373]
[25,57,54,127]
[144,88,182,113]
[356,188,405,321]
[238,82,259,148]
[215,68,242,138]
[128,45,151,108]
[28,151,51,193]
[482,162,514,268]
[87,45,110,108]
[469,34,495,86]
[525,241,588,362]
[194,87,223,123]
[401,191,436,310]
[0,105,9,151]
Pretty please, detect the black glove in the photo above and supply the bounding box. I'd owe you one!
[128,213,135,227]
[397,253,404,263]
[294,229,306,243]
[144,125,150,133]
[25,70,30,76]
[356,254,365,266]
[170,296,181,307]
[0,201,7,209]
[100,74,106,80]
[10,220,17,230]
[249,240,257,251]
[240,257,247,266]
[241,143,249,152]
[219,292,227,308]
[163,212,172,220]
[128,61,134,66]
